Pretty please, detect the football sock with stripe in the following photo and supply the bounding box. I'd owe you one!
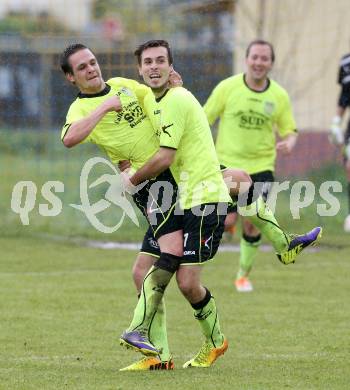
[127,253,181,335]
[237,233,261,279]
[149,299,171,361]
[238,195,289,253]
[191,288,224,347]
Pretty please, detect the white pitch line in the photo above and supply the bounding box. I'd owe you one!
[37,233,321,253]
[85,240,320,253]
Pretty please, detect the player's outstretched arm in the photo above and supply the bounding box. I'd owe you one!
[62,95,122,148]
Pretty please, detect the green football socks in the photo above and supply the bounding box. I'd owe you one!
[193,291,224,348]
[237,235,261,279]
[149,298,171,361]
[127,265,173,334]
[238,196,289,253]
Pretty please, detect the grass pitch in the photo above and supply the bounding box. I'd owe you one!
[1,235,350,389]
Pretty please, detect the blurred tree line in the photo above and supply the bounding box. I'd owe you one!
[0,11,70,35]
[0,0,177,40]
[92,0,177,39]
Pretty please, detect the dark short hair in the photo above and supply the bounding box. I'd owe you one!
[60,43,89,74]
[246,40,275,63]
[134,39,173,65]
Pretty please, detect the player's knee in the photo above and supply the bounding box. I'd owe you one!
[131,269,144,293]
[243,220,260,236]
[132,263,146,289]
[132,254,156,289]
[177,280,197,299]
[224,212,237,229]
[176,274,200,299]
[223,168,252,196]
[154,252,182,273]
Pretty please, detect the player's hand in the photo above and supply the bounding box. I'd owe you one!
[120,170,137,195]
[168,70,183,88]
[118,160,131,172]
[328,116,344,145]
[276,134,297,155]
[103,95,123,112]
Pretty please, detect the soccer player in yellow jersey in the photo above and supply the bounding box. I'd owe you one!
[204,39,298,292]
[60,44,157,168]
[119,40,321,369]
[120,40,231,369]
[60,43,177,370]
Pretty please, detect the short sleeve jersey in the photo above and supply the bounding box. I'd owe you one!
[144,87,231,209]
[61,77,158,170]
[204,73,297,174]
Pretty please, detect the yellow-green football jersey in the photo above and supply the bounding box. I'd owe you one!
[144,87,231,209]
[204,73,297,174]
[61,77,158,170]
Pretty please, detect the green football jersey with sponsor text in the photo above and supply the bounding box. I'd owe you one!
[204,73,297,174]
[61,77,158,170]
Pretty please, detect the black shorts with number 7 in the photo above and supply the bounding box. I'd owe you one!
[140,202,228,264]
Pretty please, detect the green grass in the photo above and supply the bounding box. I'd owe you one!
[2,129,350,388]
[1,235,350,389]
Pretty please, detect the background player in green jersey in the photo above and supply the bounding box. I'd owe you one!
[204,39,298,292]
[119,39,321,370]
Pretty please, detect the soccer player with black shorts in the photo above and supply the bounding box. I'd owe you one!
[204,39,299,292]
[60,43,179,370]
[119,40,231,369]
[329,52,350,231]
[119,40,322,369]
